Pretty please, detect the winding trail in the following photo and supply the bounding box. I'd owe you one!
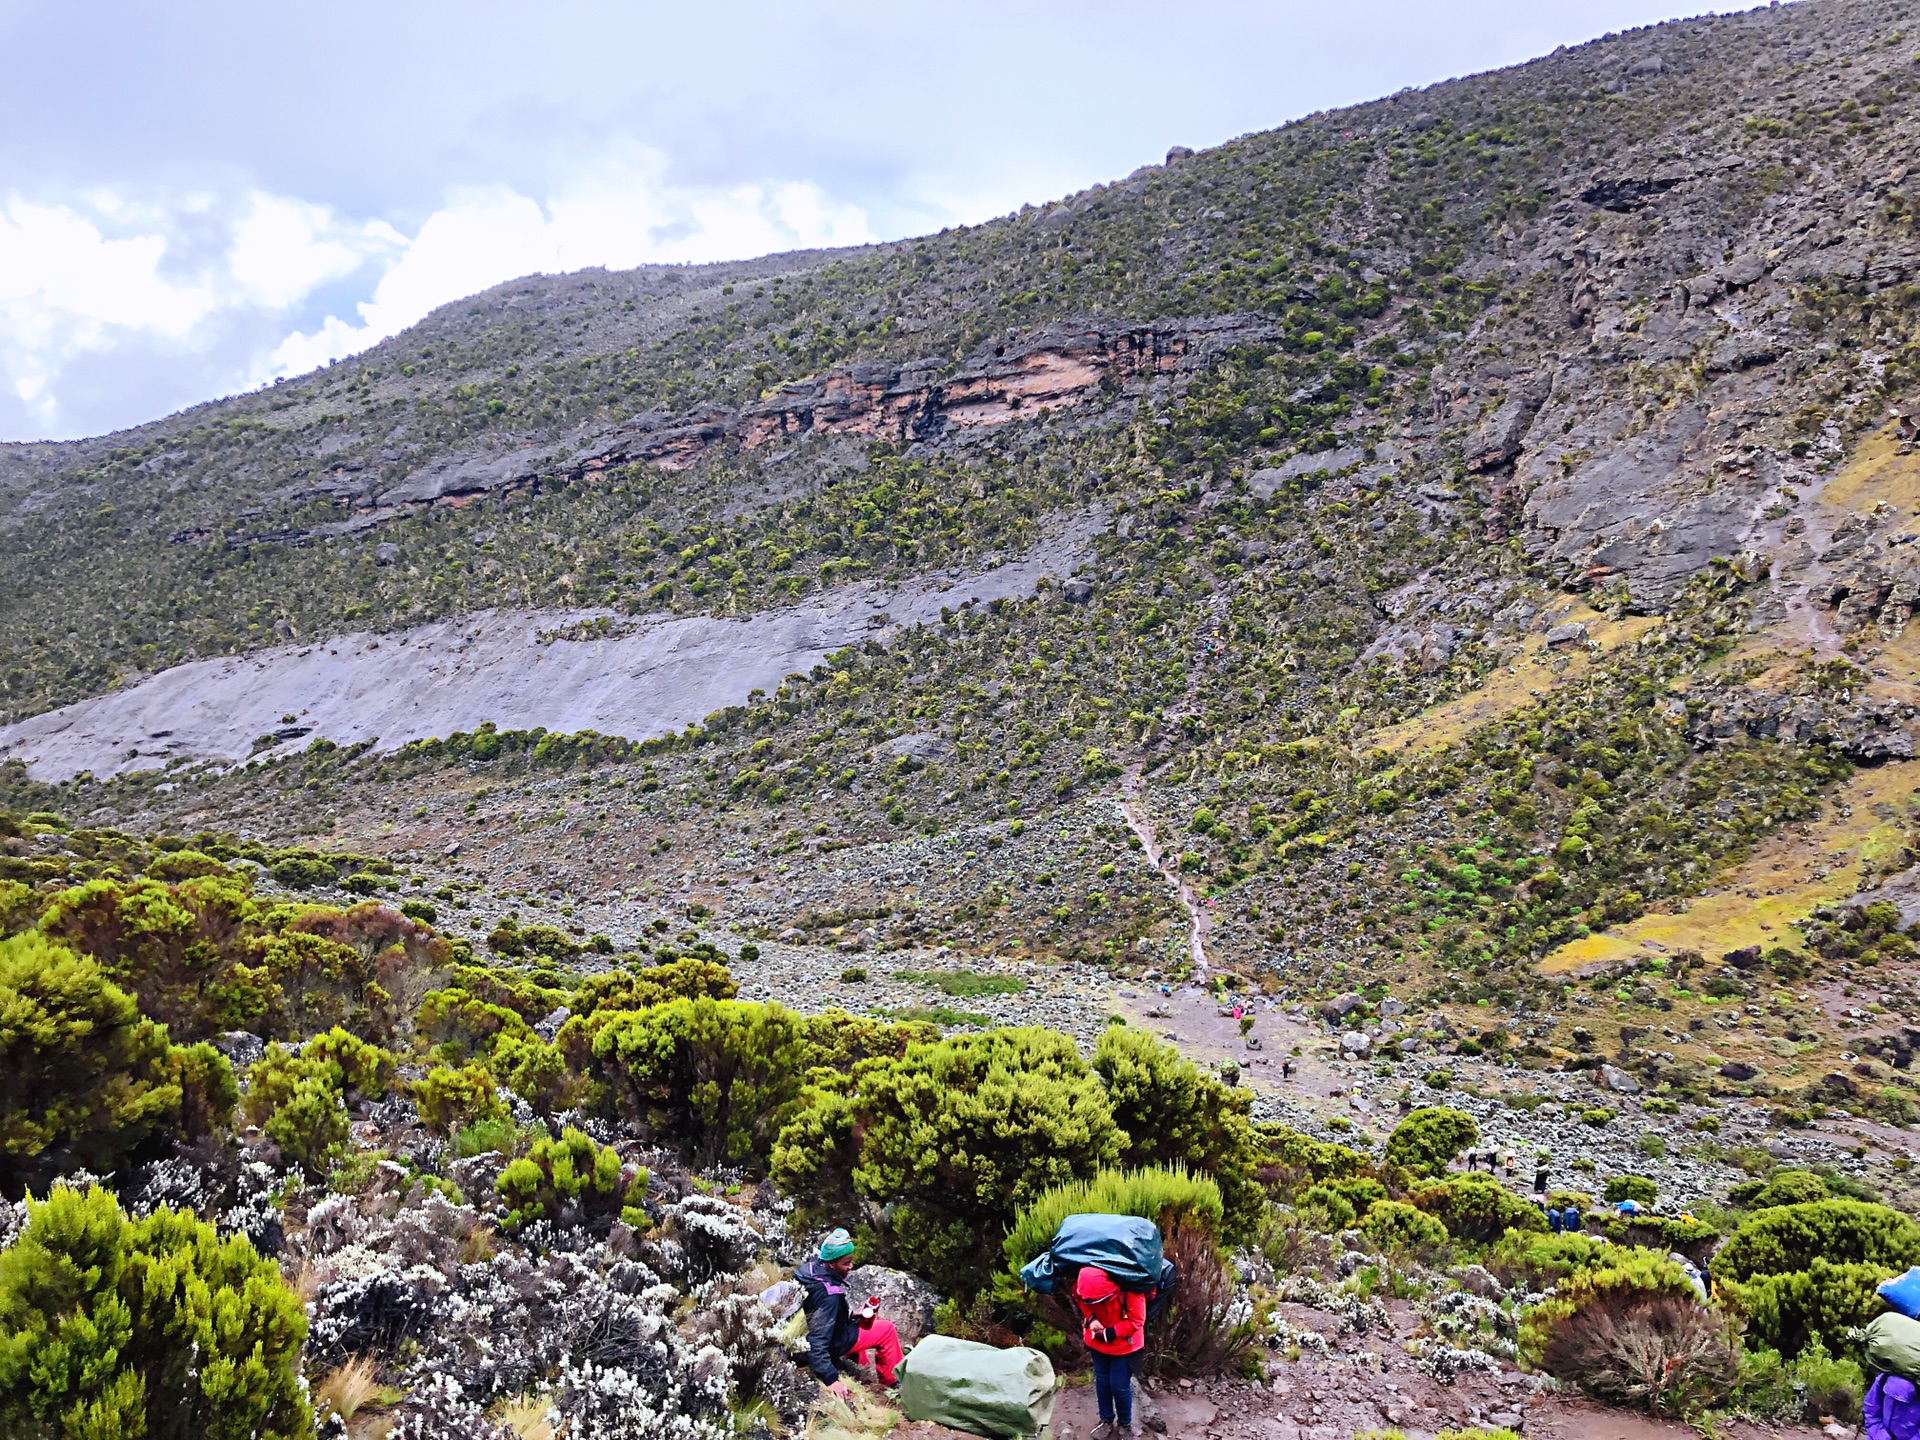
[1117,762,1211,975]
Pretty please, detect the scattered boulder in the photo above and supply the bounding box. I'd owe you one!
[1599,1064,1641,1095]
[1323,992,1367,1020]
[847,1265,941,1346]
[212,1031,266,1071]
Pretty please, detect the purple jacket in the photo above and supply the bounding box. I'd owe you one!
[1866,1372,1920,1440]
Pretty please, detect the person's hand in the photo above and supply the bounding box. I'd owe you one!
[827,1380,851,1401]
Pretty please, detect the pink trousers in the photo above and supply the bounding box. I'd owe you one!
[848,1316,903,1385]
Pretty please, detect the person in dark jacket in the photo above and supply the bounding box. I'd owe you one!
[795,1228,903,1397]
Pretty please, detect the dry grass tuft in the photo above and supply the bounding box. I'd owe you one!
[315,1355,387,1424]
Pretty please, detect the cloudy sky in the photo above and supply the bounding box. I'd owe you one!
[0,0,1706,443]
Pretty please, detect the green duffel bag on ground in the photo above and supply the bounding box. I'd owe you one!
[1866,1311,1920,1380]
[897,1334,1057,1438]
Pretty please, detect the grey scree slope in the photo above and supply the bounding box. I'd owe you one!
[0,513,1104,781]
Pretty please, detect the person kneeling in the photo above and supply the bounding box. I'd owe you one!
[796,1228,904,1399]
[1075,1266,1145,1439]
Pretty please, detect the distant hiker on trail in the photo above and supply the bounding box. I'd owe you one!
[1075,1265,1146,1439]
[1281,1059,1294,1080]
[796,1229,903,1398]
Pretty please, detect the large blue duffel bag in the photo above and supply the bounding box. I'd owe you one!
[1019,1213,1174,1321]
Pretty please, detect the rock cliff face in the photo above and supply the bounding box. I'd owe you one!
[167,316,1278,546]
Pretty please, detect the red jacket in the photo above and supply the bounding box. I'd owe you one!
[1074,1272,1146,1356]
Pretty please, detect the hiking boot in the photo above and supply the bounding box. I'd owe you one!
[1090,1422,1117,1440]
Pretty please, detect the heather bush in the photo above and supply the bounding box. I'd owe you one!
[35,876,445,1043]
[1747,1169,1830,1209]
[488,1033,575,1115]
[773,1026,1121,1296]
[1001,1166,1242,1377]
[414,1063,508,1137]
[1001,1165,1225,1275]
[1360,1199,1449,1258]
[0,933,232,1195]
[1410,1173,1546,1247]
[568,955,738,1018]
[495,1126,647,1233]
[1524,1249,1735,1416]
[1485,1229,1607,1288]
[1604,1175,1657,1206]
[1723,1259,1888,1361]
[1092,1026,1265,1241]
[241,1028,393,1176]
[1384,1107,1478,1177]
[586,998,810,1169]
[1297,1183,1356,1232]
[1734,1333,1866,1423]
[1710,1200,1920,1287]
[0,1183,310,1440]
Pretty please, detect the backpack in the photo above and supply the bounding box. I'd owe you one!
[1019,1214,1177,1326]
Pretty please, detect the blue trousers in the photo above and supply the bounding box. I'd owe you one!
[1091,1350,1137,1425]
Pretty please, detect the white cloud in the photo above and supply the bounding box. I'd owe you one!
[265,151,876,380]
[0,156,875,437]
[0,189,393,431]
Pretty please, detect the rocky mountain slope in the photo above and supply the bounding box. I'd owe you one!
[20,5,1920,1438]
[7,0,1920,1194]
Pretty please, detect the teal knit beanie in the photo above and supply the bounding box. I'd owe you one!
[818,1228,855,1261]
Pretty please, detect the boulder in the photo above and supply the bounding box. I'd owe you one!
[1062,579,1094,604]
[1340,1031,1373,1060]
[212,1031,266,1071]
[1600,1064,1641,1095]
[1718,1060,1761,1082]
[1323,992,1367,1020]
[847,1265,942,1346]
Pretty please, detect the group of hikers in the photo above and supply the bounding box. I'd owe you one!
[796,1220,1151,1437]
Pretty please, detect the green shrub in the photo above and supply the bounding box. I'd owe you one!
[240,1029,393,1177]
[586,998,809,1169]
[1384,1106,1478,1176]
[1725,1259,1888,1361]
[36,876,444,1044]
[1410,1173,1546,1247]
[1360,1200,1448,1257]
[568,955,737,1020]
[1581,1107,1616,1127]
[495,1126,646,1232]
[1750,1170,1830,1209]
[1,933,231,1193]
[0,1184,310,1439]
[772,1026,1122,1297]
[145,849,230,882]
[1001,1165,1224,1277]
[1256,1123,1372,1183]
[1318,1175,1388,1221]
[999,1167,1246,1378]
[1710,1200,1920,1286]
[1524,1249,1735,1414]
[1741,1335,1870,1422]
[1092,1027,1265,1241]
[487,1033,575,1115]
[412,1063,507,1137]
[1485,1230,1607,1287]
[1298,1183,1357,1232]
[1604,1175,1657,1206]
